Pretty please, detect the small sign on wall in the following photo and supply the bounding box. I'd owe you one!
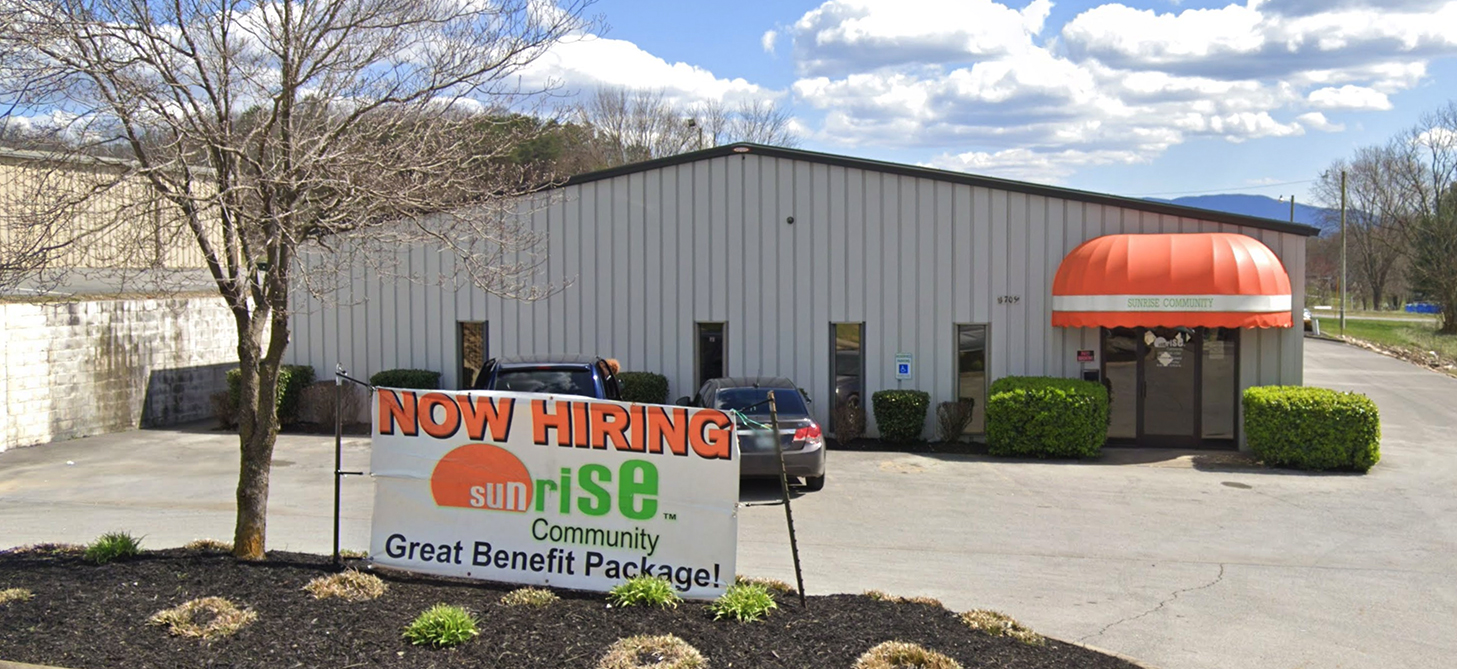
[895,353,913,380]
[1077,349,1095,363]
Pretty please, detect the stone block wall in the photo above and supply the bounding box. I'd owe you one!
[0,295,238,451]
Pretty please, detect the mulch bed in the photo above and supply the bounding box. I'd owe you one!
[0,548,1142,669]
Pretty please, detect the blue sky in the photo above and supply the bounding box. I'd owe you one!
[517,0,1457,205]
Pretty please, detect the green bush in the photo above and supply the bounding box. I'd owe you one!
[1243,386,1381,472]
[84,531,143,564]
[710,582,778,622]
[871,390,930,443]
[607,576,681,609]
[226,365,316,425]
[402,604,478,647]
[618,371,669,404]
[985,377,1107,458]
[368,369,441,390]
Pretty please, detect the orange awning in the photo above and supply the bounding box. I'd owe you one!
[1051,233,1293,329]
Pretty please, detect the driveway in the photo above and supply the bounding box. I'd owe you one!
[2,338,1455,669]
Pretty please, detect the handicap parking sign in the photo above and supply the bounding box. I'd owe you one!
[894,353,913,380]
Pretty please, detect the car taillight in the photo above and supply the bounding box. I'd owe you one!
[794,424,822,440]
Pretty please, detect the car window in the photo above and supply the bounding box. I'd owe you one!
[713,387,808,415]
[494,367,596,397]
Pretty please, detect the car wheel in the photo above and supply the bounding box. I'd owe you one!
[803,474,825,492]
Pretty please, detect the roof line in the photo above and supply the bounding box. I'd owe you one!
[562,143,1322,237]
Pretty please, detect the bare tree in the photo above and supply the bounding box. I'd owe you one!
[727,98,798,148]
[577,87,698,167]
[1313,146,1407,310]
[1390,103,1457,333]
[1,0,592,558]
[577,88,799,168]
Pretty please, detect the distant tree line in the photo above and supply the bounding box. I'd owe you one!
[1309,101,1457,333]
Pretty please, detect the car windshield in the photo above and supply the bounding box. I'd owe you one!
[714,387,808,416]
[494,367,595,396]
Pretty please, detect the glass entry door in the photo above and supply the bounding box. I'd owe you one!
[1102,326,1234,446]
[1141,327,1199,440]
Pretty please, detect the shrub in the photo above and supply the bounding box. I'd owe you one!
[500,587,559,608]
[1244,386,1381,472]
[183,539,232,553]
[871,390,930,443]
[225,365,316,426]
[597,634,707,669]
[402,603,478,647]
[301,380,366,425]
[833,401,866,444]
[985,377,1107,458]
[618,372,669,404]
[853,641,962,669]
[0,588,33,605]
[84,531,142,564]
[710,582,777,622]
[148,597,257,639]
[864,590,943,608]
[304,570,388,601]
[935,399,976,442]
[607,576,681,609]
[735,575,796,597]
[958,609,1045,646]
[211,391,237,430]
[369,369,441,390]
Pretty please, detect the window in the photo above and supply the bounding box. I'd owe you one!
[714,387,810,416]
[696,323,726,390]
[956,324,989,433]
[458,321,488,390]
[831,323,864,409]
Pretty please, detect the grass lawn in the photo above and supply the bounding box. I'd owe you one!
[1315,316,1457,362]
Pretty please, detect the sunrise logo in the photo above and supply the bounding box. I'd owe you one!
[430,443,534,512]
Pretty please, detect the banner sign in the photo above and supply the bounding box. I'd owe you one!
[1051,294,1292,313]
[368,388,739,599]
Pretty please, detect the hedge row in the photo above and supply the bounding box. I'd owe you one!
[1243,386,1381,472]
[368,369,441,389]
[618,372,670,404]
[985,376,1108,458]
[225,365,316,425]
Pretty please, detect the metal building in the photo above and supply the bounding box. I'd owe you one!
[287,144,1318,447]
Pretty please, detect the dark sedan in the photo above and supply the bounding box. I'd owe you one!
[685,377,826,491]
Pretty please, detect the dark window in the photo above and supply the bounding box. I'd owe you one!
[714,387,809,416]
[493,367,595,396]
[458,322,487,390]
[697,323,726,388]
[956,324,988,433]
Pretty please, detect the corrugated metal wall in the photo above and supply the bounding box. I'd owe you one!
[288,153,1307,438]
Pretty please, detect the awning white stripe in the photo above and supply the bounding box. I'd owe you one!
[1052,294,1292,313]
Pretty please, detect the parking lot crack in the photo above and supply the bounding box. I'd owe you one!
[1079,563,1225,643]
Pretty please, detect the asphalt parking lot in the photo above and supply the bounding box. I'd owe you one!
[3,337,1455,669]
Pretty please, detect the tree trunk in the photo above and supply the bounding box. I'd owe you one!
[230,250,293,561]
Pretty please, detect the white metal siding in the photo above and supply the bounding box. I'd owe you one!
[288,153,1308,441]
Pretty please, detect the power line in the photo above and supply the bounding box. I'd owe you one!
[1133,178,1315,197]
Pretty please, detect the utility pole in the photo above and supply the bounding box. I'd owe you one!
[1340,170,1347,334]
[1290,195,1295,223]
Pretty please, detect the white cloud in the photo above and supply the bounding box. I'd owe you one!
[519,34,772,107]
[762,29,778,54]
[789,0,1054,76]
[1307,85,1392,110]
[1297,112,1345,132]
[778,0,1457,182]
